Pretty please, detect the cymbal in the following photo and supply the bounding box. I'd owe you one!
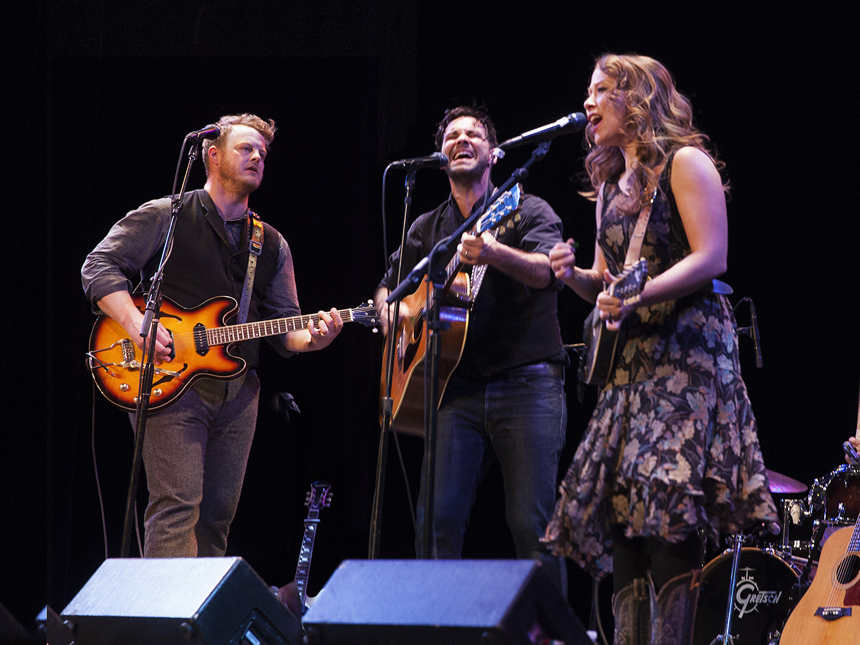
[766,469,807,494]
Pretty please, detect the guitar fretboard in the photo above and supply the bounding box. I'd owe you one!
[207,309,359,346]
[850,516,860,552]
[295,516,319,603]
[441,184,521,292]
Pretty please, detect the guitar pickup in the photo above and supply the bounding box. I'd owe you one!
[814,606,852,621]
[193,322,210,356]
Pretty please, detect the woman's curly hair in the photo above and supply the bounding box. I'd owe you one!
[582,54,728,212]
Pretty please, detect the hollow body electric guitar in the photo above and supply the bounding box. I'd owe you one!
[579,259,649,386]
[779,514,860,644]
[87,295,379,412]
[381,185,522,436]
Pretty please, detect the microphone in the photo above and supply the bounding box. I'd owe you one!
[498,112,587,150]
[185,124,221,140]
[389,152,449,170]
[750,521,781,539]
[750,299,763,368]
[845,439,860,465]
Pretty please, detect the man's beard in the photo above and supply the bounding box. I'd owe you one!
[447,155,490,184]
[222,174,260,196]
[220,158,261,196]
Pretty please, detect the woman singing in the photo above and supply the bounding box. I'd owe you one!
[543,54,778,645]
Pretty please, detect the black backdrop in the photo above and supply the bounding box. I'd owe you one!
[9,0,857,638]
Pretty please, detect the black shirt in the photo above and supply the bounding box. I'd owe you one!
[380,186,566,378]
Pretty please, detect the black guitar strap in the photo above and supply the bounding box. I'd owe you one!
[237,210,264,324]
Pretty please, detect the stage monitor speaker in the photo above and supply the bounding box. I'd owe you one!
[59,557,302,645]
[302,559,591,645]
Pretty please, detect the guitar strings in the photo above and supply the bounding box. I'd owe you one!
[148,308,363,349]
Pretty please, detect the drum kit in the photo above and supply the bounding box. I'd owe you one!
[692,463,860,645]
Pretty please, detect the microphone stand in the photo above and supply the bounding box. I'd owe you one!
[384,140,554,559]
[368,170,417,559]
[118,139,199,557]
[735,297,763,369]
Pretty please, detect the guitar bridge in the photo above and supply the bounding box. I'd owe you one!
[119,338,136,363]
[814,606,852,621]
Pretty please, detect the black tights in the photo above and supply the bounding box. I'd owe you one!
[610,524,703,594]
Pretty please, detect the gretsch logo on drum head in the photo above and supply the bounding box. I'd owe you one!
[734,566,783,618]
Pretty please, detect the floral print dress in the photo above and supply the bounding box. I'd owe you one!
[543,154,779,580]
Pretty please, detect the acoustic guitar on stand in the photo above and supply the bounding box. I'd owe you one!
[380,184,522,436]
[86,295,379,412]
[779,512,860,644]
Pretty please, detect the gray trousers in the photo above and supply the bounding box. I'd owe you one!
[132,371,260,557]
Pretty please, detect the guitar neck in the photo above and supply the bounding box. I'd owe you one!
[208,308,358,347]
[294,516,320,606]
[850,515,860,552]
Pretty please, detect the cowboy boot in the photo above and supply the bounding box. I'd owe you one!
[648,570,700,645]
[612,577,650,645]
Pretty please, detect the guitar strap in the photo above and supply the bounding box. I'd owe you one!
[623,188,657,270]
[237,210,264,324]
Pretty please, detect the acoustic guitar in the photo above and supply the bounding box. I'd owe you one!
[779,514,860,644]
[380,185,522,436]
[578,258,649,386]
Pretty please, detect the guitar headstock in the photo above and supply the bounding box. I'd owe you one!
[305,481,333,512]
[611,259,649,299]
[475,184,522,235]
[351,301,381,329]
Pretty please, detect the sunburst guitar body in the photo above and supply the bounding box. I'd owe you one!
[87,295,379,412]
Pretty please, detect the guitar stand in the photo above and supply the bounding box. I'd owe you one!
[118,136,200,557]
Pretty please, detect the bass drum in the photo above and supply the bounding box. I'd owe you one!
[692,548,798,645]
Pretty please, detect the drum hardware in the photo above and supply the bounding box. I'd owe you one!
[830,502,853,525]
[707,533,744,645]
[778,498,816,560]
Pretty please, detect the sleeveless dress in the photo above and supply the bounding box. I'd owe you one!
[543,155,779,580]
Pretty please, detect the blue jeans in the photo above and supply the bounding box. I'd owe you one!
[416,361,568,593]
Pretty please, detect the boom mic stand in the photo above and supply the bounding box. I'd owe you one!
[118,136,201,557]
[382,140,554,559]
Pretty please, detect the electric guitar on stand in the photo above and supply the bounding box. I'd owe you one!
[294,481,332,614]
[380,184,523,435]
